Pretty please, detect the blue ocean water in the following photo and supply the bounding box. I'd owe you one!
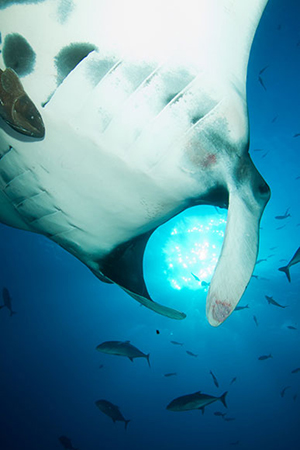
[0,1,299,449]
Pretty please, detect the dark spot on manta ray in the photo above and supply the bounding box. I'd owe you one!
[2,34,36,76]
[258,182,270,195]
[165,92,180,105]
[191,115,204,124]
[0,0,46,9]
[56,0,75,24]
[86,58,118,87]
[55,42,97,85]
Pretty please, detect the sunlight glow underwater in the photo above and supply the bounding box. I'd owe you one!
[160,207,227,292]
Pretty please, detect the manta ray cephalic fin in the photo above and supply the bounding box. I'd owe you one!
[206,155,270,326]
[98,232,186,320]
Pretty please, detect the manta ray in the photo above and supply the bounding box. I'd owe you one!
[0,0,271,326]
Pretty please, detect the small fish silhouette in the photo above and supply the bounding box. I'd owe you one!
[186,350,198,357]
[280,386,291,397]
[258,76,267,90]
[258,354,272,361]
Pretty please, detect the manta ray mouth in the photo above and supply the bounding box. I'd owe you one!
[97,156,269,326]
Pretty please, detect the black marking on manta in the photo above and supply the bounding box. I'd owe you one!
[55,42,97,86]
[2,33,36,76]
[0,0,46,9]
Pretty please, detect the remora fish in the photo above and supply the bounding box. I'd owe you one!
[0,287,16,316]
[166,391,228,413]
[0,68,45,138]
[0,0,271,328]
[164,372,177,377]
[210,370,219,388]
[230,377,237,385]
[291,368,300,374]
[95,399,130,429]
[265,295,287,308]
[278,247,300,282]
[96,340,150,367]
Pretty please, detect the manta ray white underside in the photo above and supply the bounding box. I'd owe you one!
[0,0,270,326]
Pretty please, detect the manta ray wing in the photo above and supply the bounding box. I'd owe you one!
[0,0,270,325]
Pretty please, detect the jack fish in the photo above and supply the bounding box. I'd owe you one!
[95,399,130,429]
[166,390,228,413]
[96,340,150,367]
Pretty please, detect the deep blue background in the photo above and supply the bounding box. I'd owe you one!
[0,1,300,449]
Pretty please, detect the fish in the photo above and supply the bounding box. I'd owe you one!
[224,417,236,421]
[293,133,300,137]
[214,411,226,418]
[293,394,297,401]
[230,377,237,385]
[234,304,249,311]
[96,341,150,367]
[271,115,278,123]
[58,436,79,450]
[259,65,269,75]
[275,208,291,220]
[0,287,16,316]
[95,399,130,429]
[253,315,259,326]
[170,340,184,346]
[191,272,201,282]
[255,258,267,265]
[258,75,267,90]
[280,386,291,397]
[164,372,177,377]
[166,391,228,413]
[278,247,300,282]
[265,295,287,308]
[287,325,297,330]
[230,441,240,446]
[258,354,272,361]
[291,368,300,374]
[0,0,271,327]
[0,68,45,138]
[210,370,219,388]
[186,350,198,357]
[276,225,286,230]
